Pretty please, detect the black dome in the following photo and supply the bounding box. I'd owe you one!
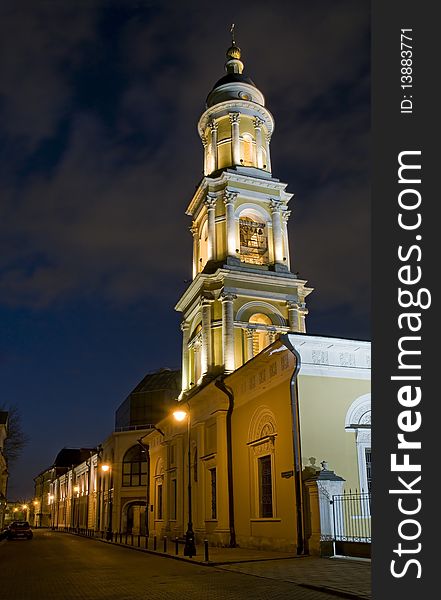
[211,72,257,90]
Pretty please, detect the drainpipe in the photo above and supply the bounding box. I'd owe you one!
[137,437,150,538]
[280,334,305,555]
[137,426,164,539]
[214,378,237,547]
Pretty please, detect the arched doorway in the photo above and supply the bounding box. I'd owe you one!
[122,501,147,535]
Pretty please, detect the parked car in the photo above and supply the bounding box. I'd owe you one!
[7,521,33,540]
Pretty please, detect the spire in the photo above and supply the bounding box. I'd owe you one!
[225,24,243,74]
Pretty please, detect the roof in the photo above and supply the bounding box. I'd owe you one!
[53,447,96,469]
[129,368,181,395]
[211,72,256,90]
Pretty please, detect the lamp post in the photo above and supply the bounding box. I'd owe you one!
[173,406,196,558]
[73,485,79,532]
[101,464,112,540]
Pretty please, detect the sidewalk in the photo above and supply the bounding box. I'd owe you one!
[99,536,371,599]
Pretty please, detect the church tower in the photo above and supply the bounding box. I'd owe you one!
[176,39,312,394]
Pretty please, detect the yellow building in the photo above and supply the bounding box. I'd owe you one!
[45,40,370,558]
[142,41,371,556]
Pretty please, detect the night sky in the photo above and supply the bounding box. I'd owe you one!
[1,1,370,499]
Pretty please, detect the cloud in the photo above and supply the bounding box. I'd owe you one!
[0,1,370,318]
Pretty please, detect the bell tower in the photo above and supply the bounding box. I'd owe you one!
[176,38,312,395]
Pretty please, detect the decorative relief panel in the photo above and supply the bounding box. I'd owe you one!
[269,361,278,377]
[281,352,289,371]
[339,352,356,367]
[312,349,329,365]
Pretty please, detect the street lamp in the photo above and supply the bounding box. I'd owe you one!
[173,405,196,558]
[101,464,113,540]
[73,485,80,531]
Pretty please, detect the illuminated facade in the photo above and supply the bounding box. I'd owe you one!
[143,42,371,554]
[0,412,8,529]
[41,40,371,556]
[176,42,311,391]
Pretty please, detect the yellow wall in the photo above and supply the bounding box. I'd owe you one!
[297,374,370,490]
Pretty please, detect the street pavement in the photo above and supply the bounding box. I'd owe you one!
[0,530,370,600]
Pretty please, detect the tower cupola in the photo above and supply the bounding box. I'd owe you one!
[200,36,273,176]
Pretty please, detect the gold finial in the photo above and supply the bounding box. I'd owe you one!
[226,24,241,60]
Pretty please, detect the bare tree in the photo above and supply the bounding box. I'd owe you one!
[0,405,29,465]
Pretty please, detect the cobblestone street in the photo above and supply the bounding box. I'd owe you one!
[0,530,369,600]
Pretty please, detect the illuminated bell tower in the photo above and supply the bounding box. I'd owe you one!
[176,39,312,394]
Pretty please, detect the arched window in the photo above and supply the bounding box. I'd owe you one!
[199,220,209,272]
[122,445,147,487]
[248,407,277,519]
[239,215,268,265]
[249,313,273,354]
[345,394,371,494]
[241,133,254,166]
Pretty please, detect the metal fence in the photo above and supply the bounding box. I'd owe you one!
[332,491,371,543]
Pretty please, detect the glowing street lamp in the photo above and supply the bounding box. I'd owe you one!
[173,405,196,558]
[100,463,113,540]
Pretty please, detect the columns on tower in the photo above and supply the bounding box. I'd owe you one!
[181,321,190,393]
[265,132,272,172]
[229,113,241,165]
[287,301,308,333]
[268,329,277,344]
[223,191,238,258]
[253,117,265,169]
[270,199,284,265]
[190,222,199,278]
[243,327,254,362]
[201,133,208,175]
[298,303,308,333]
[282,209,291,270]
[221,292,237,373]
[204,195,217,262]
[200,296,213,377]
[208,120,218,172]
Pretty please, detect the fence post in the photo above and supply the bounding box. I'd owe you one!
[163,536,167,553]
[175,537,179,555]
[153,535,157,551]
[204,539,209,562]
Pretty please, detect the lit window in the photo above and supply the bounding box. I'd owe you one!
[241,133,254,166]
[249,313,273,354]
[122,446,147,487]
[239,217,268,265]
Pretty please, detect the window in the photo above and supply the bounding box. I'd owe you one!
[157,484,163,520]
[193,448,198,482]
[258,456,273,518]
[198,220,209,272]
[365,449,372,493]
[239,217,268,265]
[249,313,273,354]
[170,479,177,520]
[210,468,217,519]
[241,133,254,166]
[122,445,147,487]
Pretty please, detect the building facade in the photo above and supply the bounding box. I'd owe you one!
[42,40,370,556]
